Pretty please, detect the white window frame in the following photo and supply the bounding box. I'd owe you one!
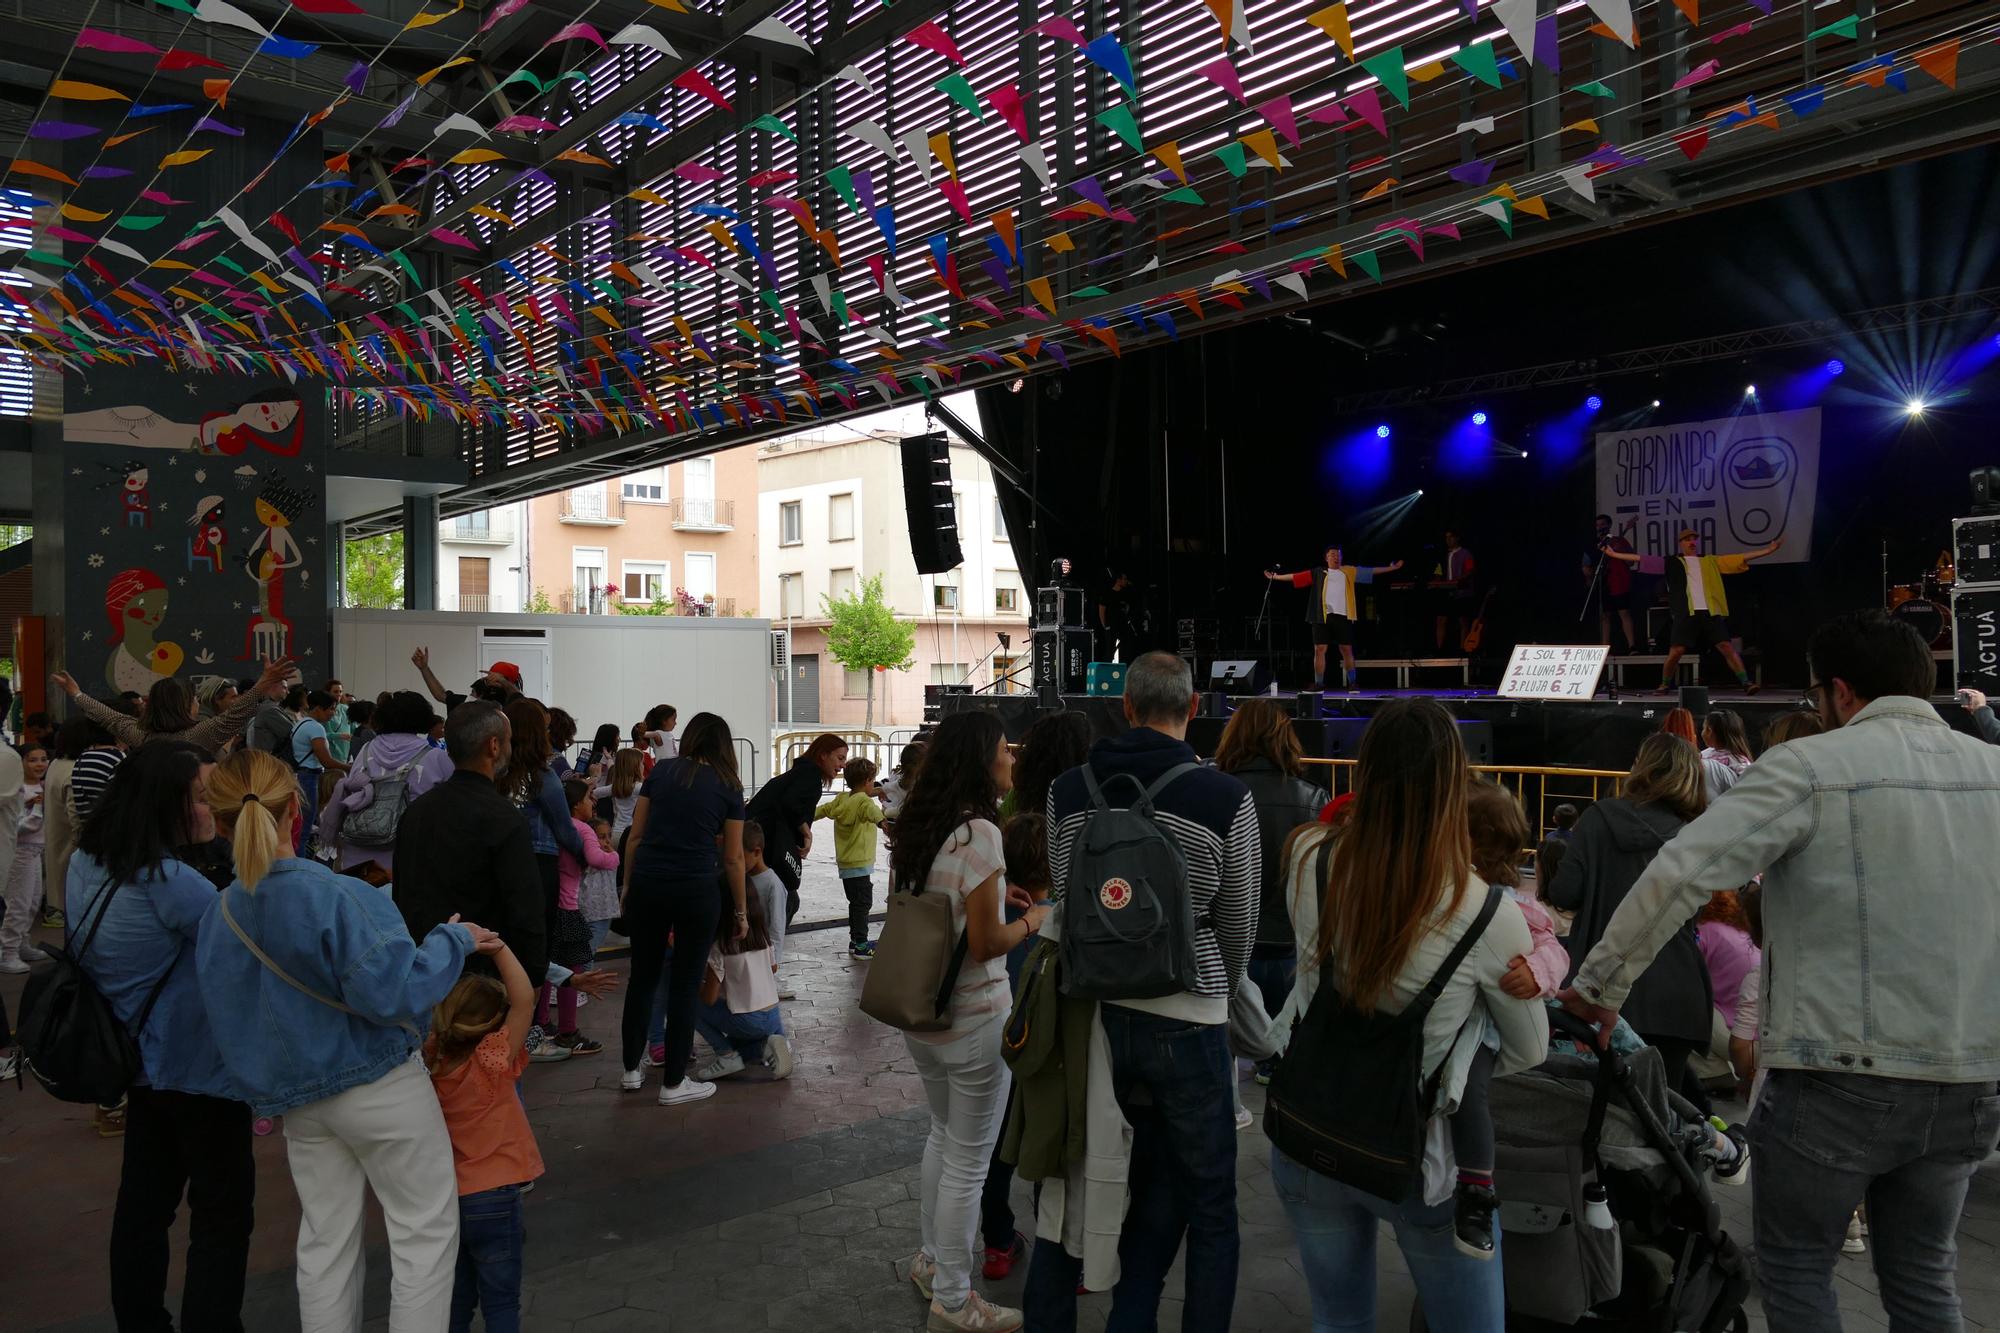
[929,663,970,687]
[683,551,718,602]
[829,491,856,543]
[993,494,1008,541]
[622,559,668,601]
[842,667,870,699]
[933,583,960,612]
[779,500,803,547]
[572,546,607,604]
[620,467,667,503]
[829,567,858,603]
[683,456,715,503]
[779,572,805,618]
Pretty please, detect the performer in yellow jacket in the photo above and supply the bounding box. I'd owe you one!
[1265,546,1405,691]
[1605,530,1784,693]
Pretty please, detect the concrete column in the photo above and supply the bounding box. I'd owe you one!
[403,494,440,610]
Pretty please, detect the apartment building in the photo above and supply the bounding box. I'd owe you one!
[437,502,528,613]
[758,429,1031,729]
[525,449,760,617]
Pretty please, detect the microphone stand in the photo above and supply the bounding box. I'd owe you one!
[1254,572,1276,687]
[1580,545,1619,700]
[957,633,1013,688]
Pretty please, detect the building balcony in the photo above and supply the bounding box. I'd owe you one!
[671,498,734,532]
[446,516,514,545]
[449,593,495,612]
[558,494,624,526]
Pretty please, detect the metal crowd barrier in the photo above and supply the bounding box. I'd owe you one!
[1301,758,1628,840]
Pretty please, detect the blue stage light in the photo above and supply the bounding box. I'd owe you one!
[1375,423,1391,439]
[1826,359,1845,376]
[1585,395,1602,412]
[1471,410,1488,426]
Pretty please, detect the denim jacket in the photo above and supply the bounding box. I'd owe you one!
[196,857,473,1115]
[514,764,585,861]
[1573,696,2000,1082]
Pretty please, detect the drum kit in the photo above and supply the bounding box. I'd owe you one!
[1888,550,1956,648]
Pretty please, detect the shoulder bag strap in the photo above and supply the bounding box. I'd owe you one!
[1404,882,1504,1024]
[220,890,418,1034]
[1138,762,1202,812]
[72,873,122,964]
[1310,831,1337,986]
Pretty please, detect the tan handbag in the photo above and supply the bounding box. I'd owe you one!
[859,884,969,1032]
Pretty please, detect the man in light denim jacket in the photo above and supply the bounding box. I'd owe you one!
[1563,610,2000,1331]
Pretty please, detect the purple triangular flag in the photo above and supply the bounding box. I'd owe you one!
[1448,159,1495,186]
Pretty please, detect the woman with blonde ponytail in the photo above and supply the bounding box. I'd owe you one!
[195,748,503,1332]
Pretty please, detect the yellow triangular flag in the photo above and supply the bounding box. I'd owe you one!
[1027,276,1056,315]
[1240,129,1282,169]
[928,131,957,180]
[1307,3,1354,60]
[1152,140,1186,183]
[1515,195,1549,219]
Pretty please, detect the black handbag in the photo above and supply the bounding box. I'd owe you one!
[17,878,178,1104]
[1266,839,1502,1203]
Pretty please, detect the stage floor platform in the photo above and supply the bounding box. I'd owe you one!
[945,688,1981,772]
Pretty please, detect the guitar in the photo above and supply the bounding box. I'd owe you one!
[1461,588,1498,654]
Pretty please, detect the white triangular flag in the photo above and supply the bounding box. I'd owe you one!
[834,63,876,96]
[1018,143,1052,190]
[609,24,677,58]
[1492,0,1539,67]
[1273,272,1309,300]
[1472,199,1511,226]
[435,113,490,139]
[215,205,281,267]
[1585,0,1635,45]
[1560,164,1596,202]
[195,0,269,37]
[843,118,896,160]
[747,16,813,52]
[810,273,834,317]
[898,128,933,184]
[1457,116,1497,135]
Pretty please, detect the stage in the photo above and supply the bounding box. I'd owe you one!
[944,686,1986,772]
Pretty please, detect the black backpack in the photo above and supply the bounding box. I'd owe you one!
[1057,763,1202,1001]
[16,878,178,1104]
[1266,837,1502,1203]
[269,718,309,769]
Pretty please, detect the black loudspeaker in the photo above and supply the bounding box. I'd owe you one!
[1953,517,2000,584]
[900,431,962,574]
[1457,720,1496,766]
[1678,685,1710,721]
[1198,691,1228,717]
[1294,691,1324,720]
[1954,587,2000,695]
[1209,660,1269,693]
[1970,471,2000,518]
[1033,627,1089,699]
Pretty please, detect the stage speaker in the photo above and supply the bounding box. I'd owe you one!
[1036,585,1088,629]
[1294,691,1324,720]
[1209,659,1269,694]
[1678,685,1710,721]
[1033,627,1089,699]
[1953,516,2000,585]
[923,683,971,725]
[900,432,962,574]
[1954,587,2000,695]
[1199,690,1228,717]
[1971,470,2000,518]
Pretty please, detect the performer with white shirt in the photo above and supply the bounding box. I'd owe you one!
[1265,547,1405,691]
[1604,529,1782,693]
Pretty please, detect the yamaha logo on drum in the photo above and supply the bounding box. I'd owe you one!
[1099,877,1134,910]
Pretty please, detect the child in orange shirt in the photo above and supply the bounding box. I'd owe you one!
[427,943,543,1333]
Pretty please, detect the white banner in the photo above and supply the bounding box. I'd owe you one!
[1594,407,1819,563]
[1498,645,1610,700]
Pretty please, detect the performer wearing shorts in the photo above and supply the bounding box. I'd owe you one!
[1604,530,1783,692]
[1585,514,1640,650]
[1266,546,1405,691]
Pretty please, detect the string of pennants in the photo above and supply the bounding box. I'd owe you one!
[0,0,1982,439]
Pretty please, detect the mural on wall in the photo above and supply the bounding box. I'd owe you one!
[60,372,326,694]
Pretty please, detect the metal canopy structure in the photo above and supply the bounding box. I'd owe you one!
[4,0,1998,539]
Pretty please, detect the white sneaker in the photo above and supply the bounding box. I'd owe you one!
[17,944,47,963]
[906,1251,937,1301]
[927,1292,1023,1331]
[619,1069,644,1092]
[0,957,27,975]
[694,1051,746,1081]
[778,989,797,1001]
[0,1050,17,1081]
[765,1033,794,1081]
[1234,1105,1254,1131]
[1843,1212,1867,1255]
[657,1077,716,1106]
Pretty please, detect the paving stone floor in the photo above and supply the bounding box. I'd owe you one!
[6,899,2000,1330]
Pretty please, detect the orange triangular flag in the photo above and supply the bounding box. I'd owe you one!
[1514,195,1549,219]
[1307,3,1354,60]
[8,159,78,186]
[1152,140,1186,183]
[990,209,1017,261]
[1564,119,1601,134]
[1586,21,1638,45]
[326,152,351,173]
[1046,231,1074,254]
[555,148,613,167]
[1360,177,1397,200]
[1240,129,1282,169]
[1322,244,1346,278]
[203,79,230,106]
[928,131,957,180]
[104,129,150,148]
[1914,39,1960,88]
[1671,0,1698,24]
[1026,276,1056,315]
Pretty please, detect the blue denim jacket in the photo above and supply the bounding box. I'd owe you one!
[196,857,473,1115]
[516,764,585,861]
[66,852,238,1100]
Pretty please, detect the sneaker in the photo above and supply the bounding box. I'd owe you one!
[982,1230,1027,1281]
[906,1251,938,1301]
[0,957,27,975]
[17,943,47,963]
[1452,1182,1499,1261]
[849,940,876,959]
[0,1049,17,1082]
[96,1101,127,1138]
[1843,1212,1867,1255]
[657,1077,716,1107]
[1253,1059,1274,1086]
[619,1069,644,1092]
[778,989,797,1002]
[694,1051,747,1081]
[643,1044,667,1067]
[927,1292,1023,1332]
[527,1034,571,1063]
[553,1033,602,1057]
[38,907,63,930]
[764,1032,794,1081]
[1712,1123,1751,1187]
[1234,1105,1254,1131]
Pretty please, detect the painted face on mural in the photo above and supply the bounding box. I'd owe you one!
[255,497,292,528]
[126,588,167,630]
[125,468,149,492]
[249,400,300,433]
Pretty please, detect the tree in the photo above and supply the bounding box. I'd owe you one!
[344,532,405,608]
[821,573,915,728]
[525,585,555,614]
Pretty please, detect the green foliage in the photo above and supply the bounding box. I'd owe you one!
[822,573,914,727]
[525,586,555,614]
[343,532,404,609]
[617,595,675,616]
[0,523,30,551]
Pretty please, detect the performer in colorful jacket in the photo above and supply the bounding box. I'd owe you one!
[1605,530,1783,693]
[1265,547,1405,691]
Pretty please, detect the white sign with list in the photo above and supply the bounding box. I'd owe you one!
[1498,645,1611,701]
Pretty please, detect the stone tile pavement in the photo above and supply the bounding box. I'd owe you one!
[7,914,2000,1330]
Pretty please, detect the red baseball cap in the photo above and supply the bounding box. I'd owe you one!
[486,662,523,687]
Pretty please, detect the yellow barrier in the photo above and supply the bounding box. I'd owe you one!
[1301,758,1627,840]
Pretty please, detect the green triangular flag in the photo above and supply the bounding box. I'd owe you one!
[1214,141,1250,177]
[1451,41,1502,89]
[1073,285,1110,298]
[760,289,784,316]
[1351,249,1382,282]
[747,113,795,141]
[212,255,248,276]
[23,250,71,268]
[1096,102,1142,153]
[830,290,848,322]
[390,248,422,288]
[1473,197,1513,237]
[1807,13,1859,40]
[1161,186,1205,205]
[935,72,984,118]
[826,166,860,215]
[1572,80,1617,98]
[1360,47,1410,109]
[115,214,166,231]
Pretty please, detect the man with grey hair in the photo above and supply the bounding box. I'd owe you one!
[391,701,547,986]
[1027,651,1260,1329]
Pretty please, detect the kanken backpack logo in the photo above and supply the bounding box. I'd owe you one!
[1059,763,1203,1001]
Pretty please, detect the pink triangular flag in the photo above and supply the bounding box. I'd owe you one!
[673,68,732,111]
[1198,56,1247,103]
[1031,16,1087,45]
[904,19,966,66]
[986,84,1029,142]
[1304,102,1349,125]
[1343,85,1387,136]
[1255,94,1301,146]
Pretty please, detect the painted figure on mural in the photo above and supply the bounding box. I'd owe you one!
[119,463,151,529]
[187,495,227,574]
[241,476,308,662]
[63,386,305,457]
[103,568,184,694]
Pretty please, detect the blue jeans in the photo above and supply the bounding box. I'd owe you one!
[295,767,320,854]
[1749,1069,2000,1332]
[1023,1007,1239,1332]
[1270,1147,1503,1332]
[449,1184,524,1333]
[695,999,782,1062]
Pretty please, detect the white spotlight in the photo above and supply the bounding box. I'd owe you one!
[1906,398,1927,416]
[1650,399,1662,409]
[1744,384,1757,397]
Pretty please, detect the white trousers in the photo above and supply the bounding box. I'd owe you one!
[0,811,29,962]
[906,1015,1011,1309]
[283,1055,460,1333]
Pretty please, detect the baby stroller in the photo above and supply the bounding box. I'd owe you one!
[1414,1011,1752,1332]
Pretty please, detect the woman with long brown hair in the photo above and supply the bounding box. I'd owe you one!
[1213,696,1328,1040]
[1547,732,1714,1093]
[1271,698,1545,1326]
[498,699,588,1059]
